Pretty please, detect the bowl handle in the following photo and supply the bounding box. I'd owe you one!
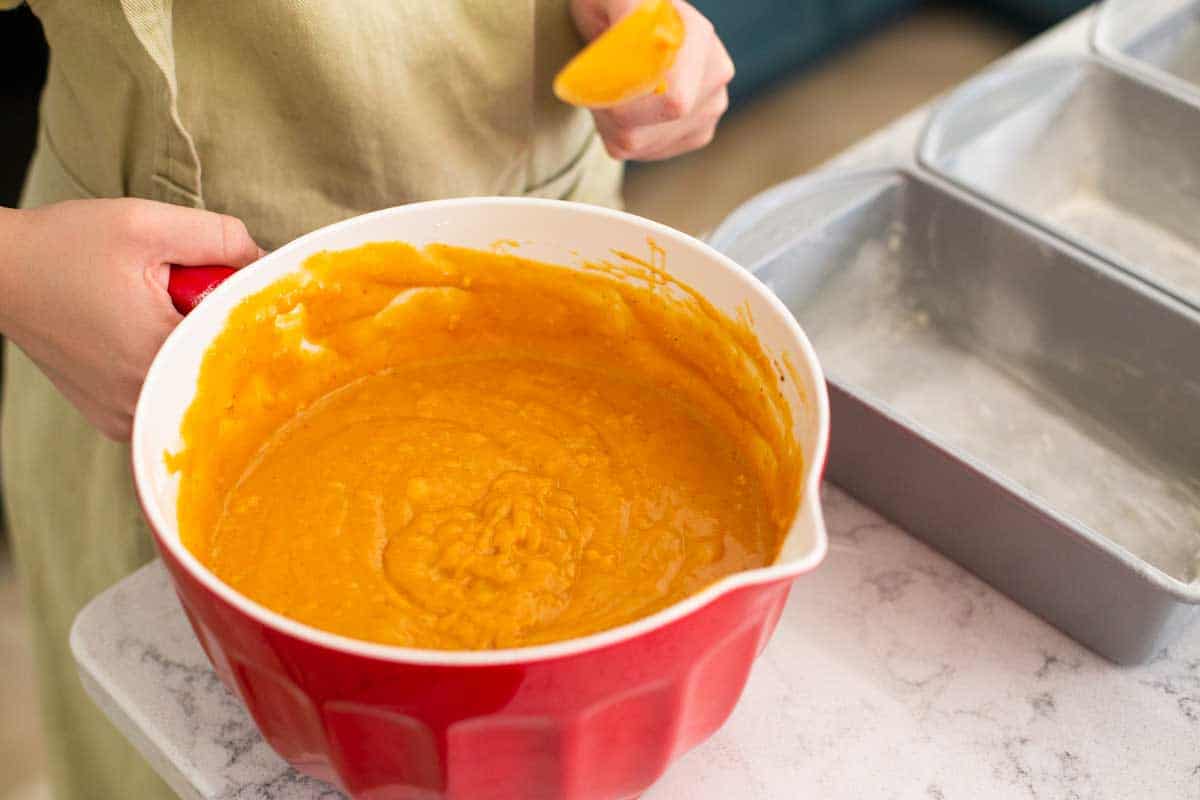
[168,265,236,315]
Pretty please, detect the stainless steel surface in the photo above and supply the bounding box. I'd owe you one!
[918,57,1200,311]
[711,168,1200,664]
[1093,0,1200,101]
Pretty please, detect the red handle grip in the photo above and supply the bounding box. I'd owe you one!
[168,265,236,315]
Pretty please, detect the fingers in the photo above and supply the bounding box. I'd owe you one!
[591,1,733,161]
[597,82,729,161]
[140,202,264,269]
[598,10,713,127]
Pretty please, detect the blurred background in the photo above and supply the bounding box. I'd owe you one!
[0,1,1082,798]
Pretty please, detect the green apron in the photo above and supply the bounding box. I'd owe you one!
[1,2,622,798]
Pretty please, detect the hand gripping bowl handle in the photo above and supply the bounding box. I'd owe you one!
[168,265,236,315]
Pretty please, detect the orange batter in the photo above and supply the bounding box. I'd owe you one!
[171,242,801,649]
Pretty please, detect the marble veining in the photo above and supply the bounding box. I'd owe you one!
[72,485,1200,800]
[213,769,345,800]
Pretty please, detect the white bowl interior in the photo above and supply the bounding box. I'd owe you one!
[133,198,829,662]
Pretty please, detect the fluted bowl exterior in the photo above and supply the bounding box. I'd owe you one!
[159,541,795,799]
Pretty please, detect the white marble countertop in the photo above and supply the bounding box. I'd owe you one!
[70,7,1200,800]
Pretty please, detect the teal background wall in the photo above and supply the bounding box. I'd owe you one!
[691,0,1091,104]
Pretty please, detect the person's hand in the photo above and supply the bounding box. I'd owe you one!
[0,198,263,440]
[570,0,734,161]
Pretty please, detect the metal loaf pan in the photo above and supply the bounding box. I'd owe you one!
[918,57,1200,311]
[710,168,1200,664]
[1093,0,1200,103]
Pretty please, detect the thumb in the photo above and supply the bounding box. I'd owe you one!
[150,204,264,270]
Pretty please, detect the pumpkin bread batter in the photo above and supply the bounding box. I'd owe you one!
[171,242,801,649]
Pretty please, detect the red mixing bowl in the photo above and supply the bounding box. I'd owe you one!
[133,198,830,800]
